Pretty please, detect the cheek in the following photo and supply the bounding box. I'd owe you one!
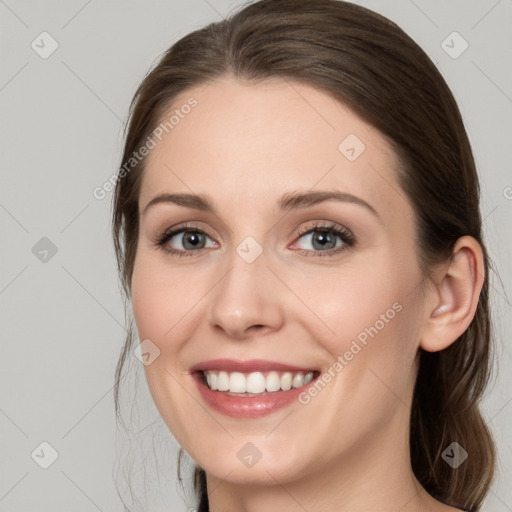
[130,257,204,444]
[292,262,399,337]
[131,271,164,343]
[298,252,421,380]
[131,252,198,344]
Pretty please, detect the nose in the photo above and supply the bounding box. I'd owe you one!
[207,248,285,340]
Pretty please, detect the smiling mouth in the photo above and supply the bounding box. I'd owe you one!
[199,369,320,396]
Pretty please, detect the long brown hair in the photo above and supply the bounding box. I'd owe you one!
[111,1,497,510]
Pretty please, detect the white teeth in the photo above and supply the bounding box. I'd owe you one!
[246,372,266,393]
[292,373,304,388]
[203,370,316,394]
[229,372,246,393]
[217,371,229,391]
[266,371,281,392]
[209,372,218,391]
[281,372,293,391]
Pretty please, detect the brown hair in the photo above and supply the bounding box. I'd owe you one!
[111,1,497,511]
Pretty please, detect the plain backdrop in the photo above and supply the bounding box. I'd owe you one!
[0,0,511,511]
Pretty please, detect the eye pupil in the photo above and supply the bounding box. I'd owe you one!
[312,231,336,250]
[183,232,204,249]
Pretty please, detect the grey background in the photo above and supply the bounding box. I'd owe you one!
[0,0,510,511]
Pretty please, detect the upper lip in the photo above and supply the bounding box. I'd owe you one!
[190,359,317,373]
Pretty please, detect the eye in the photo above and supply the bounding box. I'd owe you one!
[154,223,217,258]
[292,222,355,257]
[154,221,356,258]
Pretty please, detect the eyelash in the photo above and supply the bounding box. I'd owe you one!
[153,222,356,259]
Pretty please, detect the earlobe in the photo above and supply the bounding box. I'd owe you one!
[419,236,485,352]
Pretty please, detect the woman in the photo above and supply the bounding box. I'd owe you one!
[112,1,496,510]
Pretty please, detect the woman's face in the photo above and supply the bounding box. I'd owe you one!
[131,76,430,485]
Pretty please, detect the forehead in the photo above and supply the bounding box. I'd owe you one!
[139,75,407,220]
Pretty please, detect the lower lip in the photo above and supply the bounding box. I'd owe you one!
[192,372,317,418]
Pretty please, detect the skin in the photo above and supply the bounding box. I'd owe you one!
[130,75,484,512]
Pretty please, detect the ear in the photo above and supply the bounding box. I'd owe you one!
[419,236,485,352]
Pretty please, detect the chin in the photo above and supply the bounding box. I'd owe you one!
[192,441,314,487]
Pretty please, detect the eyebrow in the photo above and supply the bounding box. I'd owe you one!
[141,190,381,220]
